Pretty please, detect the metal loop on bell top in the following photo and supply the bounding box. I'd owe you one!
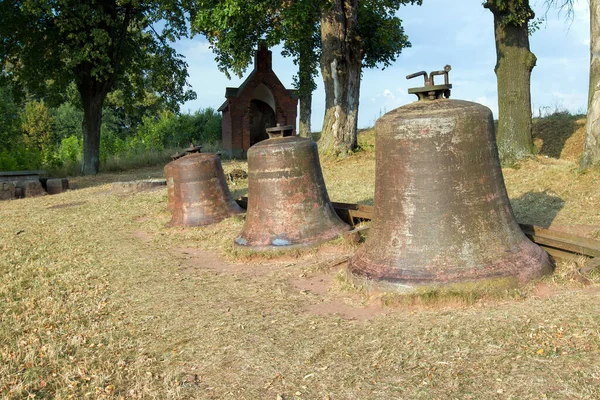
[266,123,295,138]
[407,64,452,101]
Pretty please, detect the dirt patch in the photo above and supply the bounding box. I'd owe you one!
[175,247,282,276]
[533,282,557,298]
[132,230,153,243]
[291,273,332,296]
[304,299,386,321]
[47,201,87,209]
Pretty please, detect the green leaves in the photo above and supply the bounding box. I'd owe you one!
[1,0,195,111]
[484,0,535,27]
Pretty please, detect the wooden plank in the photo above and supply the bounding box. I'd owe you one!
[520,224,600,258]
[537,245,587,261]
[235,197,600,261]
[331,202,373,221]
[519,224,600,255]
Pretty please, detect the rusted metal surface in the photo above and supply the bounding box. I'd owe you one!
[164,161,176,212]
[167,153,243,226]
[171,152,186,161]
[348,89,552,287]
[407,65,452,101]
[235,136,350,250]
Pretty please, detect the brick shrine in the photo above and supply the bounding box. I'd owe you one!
[218,44,298,157]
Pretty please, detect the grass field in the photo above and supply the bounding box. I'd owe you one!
[1,118,600,399]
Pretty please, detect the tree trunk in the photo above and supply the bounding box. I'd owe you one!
[298,42,313,139]
[318,0,361,156]
[299,92,312,139]
[581,0,600,168]
[489,5,536,163]
[77,70,112,175]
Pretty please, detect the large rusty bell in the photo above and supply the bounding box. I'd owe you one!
[235,124,350,250]
[349,66,552,289]
[167,152,243,226]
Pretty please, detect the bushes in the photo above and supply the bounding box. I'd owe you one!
[0,99,222,174]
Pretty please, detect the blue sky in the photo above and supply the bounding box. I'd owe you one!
[174,0,590,130]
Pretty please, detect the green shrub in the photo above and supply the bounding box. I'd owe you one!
[58,135,82,164]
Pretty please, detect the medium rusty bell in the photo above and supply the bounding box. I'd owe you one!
[235,135,350,250]
[349,67,552,288]
[167,153,243,226]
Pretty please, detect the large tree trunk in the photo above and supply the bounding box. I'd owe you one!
[487,2,536,164]
[318,0,361,156]
[77,69,112,175]
[581,0,600,168]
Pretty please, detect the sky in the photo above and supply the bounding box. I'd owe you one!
[174,0,590,130]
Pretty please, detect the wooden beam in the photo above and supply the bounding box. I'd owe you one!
[235,197,600,262]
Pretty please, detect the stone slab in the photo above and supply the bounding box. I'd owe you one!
[0,170,46,182]
[111,179,167,195]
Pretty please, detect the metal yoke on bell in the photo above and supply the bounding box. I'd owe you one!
[235,124,350,250]
[348,66,552,288]
[167,152,243,226]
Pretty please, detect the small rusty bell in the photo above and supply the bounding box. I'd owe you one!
[235,124,350,250]
[165,143,203,212]
[348,66,552,289]
[167,153,243,226]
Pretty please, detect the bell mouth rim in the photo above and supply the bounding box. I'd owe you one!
[346,245,553,292]
[233,228,349,252]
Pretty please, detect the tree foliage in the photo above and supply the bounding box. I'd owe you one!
[484,0,535,26]
[0,0,196,174]
[191,0,419,151]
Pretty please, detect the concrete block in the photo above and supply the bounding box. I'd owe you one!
[46,178,64,195]
[17,180,44,198]
[0,182,15,200]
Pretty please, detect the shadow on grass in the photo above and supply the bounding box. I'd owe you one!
[533,113,584,158]
[510,190,565,228]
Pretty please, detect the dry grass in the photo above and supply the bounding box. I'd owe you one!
[2,124,600,399]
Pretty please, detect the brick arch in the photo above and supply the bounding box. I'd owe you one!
[251,83,276,114]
